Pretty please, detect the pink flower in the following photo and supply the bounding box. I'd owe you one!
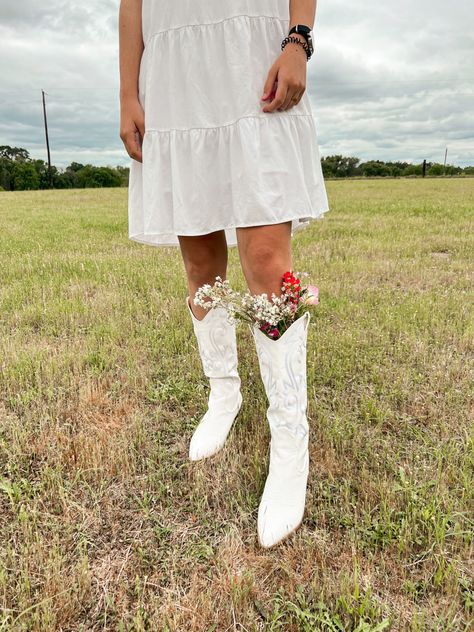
[304,285,319,305]
[259,323,280,339]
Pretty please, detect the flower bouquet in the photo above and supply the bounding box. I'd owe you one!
[194,270,319,340]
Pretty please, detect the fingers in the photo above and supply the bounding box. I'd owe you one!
[262,78,288,113]
[261,63,279,103]
[289,87,305,109]
[261,71,306,113]
[279,85,297,111]
[120,128,143,163]
[135,111,145,140]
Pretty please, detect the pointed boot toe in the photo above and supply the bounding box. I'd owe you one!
[188,396,242,461]
[257,498,305,548]
[189,432,216,461]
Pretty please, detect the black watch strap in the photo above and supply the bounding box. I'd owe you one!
[289,25,311,34]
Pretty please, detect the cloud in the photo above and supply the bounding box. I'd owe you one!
[310,0,474,165]
[0,0,472,167]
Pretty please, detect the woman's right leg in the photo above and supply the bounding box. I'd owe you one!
[177,229,243,461]
[177,230,228,320]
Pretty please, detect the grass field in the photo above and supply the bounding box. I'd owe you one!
[0,179,473,631]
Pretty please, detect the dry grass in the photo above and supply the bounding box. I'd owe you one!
[0,179,473,631]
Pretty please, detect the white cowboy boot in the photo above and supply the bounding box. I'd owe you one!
[249,310,311,547]
[186,296,243,461]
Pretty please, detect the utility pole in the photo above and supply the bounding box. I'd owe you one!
[443,147,448,176]
[42,90,53,188]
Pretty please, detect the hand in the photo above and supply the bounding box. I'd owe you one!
[120,96,145,162]
[261,36,307,113]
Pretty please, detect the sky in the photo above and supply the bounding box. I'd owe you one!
[0,0,473,168]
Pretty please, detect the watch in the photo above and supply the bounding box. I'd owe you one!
[288,25,314,60]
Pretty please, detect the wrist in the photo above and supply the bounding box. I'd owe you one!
[281,36,310,60]
[120,88,139,103]
[285,37,308,55]
[290,33,307,45]
[286,24,314,60]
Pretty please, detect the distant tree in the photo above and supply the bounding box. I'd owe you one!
[12,163,40,190]
[76,165,122,188]
[0,158,14,190]
[427,163,445,176]
[444,164,462,176]
[403,163,424,177]
[115,165,130,187]
[321,155,360,178]
[359,160,391,177]
[53,169,76,189]
[60,163,84,188]
[0,146,30,162]
[67,162,86,173]
[463,166,474,175]
[30,159,58,189]
[386,161,410,177]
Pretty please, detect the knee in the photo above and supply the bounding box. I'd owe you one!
[185,259,213,285]
[244,244,287,285]
[182,243,223,285]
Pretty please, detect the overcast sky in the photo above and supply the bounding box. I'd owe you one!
[0,0,473,167]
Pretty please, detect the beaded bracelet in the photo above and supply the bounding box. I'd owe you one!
[281,35,310,60]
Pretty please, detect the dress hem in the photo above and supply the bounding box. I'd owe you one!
[128,207,330,248]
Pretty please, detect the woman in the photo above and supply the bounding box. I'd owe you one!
[119,0,329,548]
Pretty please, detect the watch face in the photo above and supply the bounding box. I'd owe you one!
[297,25,311,35]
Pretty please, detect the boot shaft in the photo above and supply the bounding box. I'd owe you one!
[186,296,239,380]
[250,311,311,438]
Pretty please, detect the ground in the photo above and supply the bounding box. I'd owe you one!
[0,179,473,631]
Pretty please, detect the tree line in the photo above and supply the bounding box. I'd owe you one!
[1,145,472,191]
[321,155,473,178]
[0,146,128,191]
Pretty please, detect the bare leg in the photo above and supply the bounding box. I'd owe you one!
[235,221,293,298]
[177,230,228,320]
[179,229,242,462]
[236,221,310,549]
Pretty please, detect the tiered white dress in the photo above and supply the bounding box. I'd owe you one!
[128,0,329,247]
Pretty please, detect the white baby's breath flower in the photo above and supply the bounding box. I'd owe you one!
[192,270,312,336]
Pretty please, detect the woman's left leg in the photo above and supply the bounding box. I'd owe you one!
[235,221,312,548]
[235,221,293,296]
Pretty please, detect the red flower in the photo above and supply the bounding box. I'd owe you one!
[281,270,302,306]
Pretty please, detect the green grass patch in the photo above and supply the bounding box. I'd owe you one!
[0,180,473,630]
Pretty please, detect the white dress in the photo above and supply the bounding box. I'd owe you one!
[128,0,329,247]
